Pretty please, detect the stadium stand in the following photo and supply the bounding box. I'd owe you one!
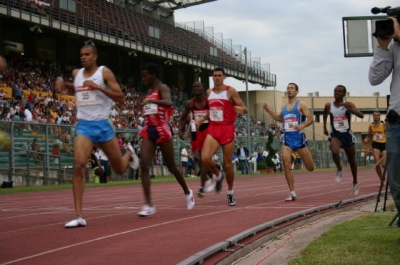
[0,0,275,86]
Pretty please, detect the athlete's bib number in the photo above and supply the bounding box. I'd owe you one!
[373,133,383,141]
[284,117,298,132]
[143,103,158,115]
[210,109,223,121]
[193,112,209,123]
[77,90,96,106]
[333,116,349,131]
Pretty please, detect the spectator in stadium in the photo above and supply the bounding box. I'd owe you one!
[20,138,31,158]
[272,154,282,173]
[51,143,60,164]
[31,138,43,162]
[198,67,248,206]
[263,82,315,201]
[116,133,125,154]
[181,145,190,177]
[137,63,195,217]
[369,17,400,229]
[236,142,249,174]
[14,82,23,100]
[323,85,364,195]
[98,148,109,184]
[55,44,138,228]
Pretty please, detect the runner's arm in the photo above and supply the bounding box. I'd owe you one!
[263,103,282,122]
[297,100,314,130]
[229,87,248,114]
[178,100,191,140]
[364,125,372,143]
[322,102,330,136]
[54,69,78,93]
[343,101,364,118]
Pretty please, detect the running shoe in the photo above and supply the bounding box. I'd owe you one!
[336,170,342,183]
[285,191,297,201]
[227,193,236,206]
[204,179,215,193]
[215,164,224,194]
[65,216,87,228]
[126,142,139,170]
[197,187,205,198]
[138,204,156,217]
[353,183,359,196]
[186,189,195,210]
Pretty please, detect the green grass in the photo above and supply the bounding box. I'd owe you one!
[290,212,400,265]
[0,166,372,195]
[0,175,191,194]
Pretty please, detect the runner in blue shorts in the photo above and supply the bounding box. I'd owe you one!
[55,44,139,228]
[323,85,364,195]
[263,83,315,201]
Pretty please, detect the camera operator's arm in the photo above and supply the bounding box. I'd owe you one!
[391,17,400,42]
[369,18,400,86]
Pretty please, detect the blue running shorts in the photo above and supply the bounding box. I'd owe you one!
[76,119,115,143]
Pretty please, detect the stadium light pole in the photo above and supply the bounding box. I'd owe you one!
[311,93,315,141]
[244,47,251,150]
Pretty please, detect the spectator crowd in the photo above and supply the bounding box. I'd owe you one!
[0,56,282,182]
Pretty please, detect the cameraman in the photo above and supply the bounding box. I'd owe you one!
[369,17,400,228]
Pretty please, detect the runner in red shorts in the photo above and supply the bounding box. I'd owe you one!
[137,63,195,217]
[179,81,213,198]
[198,67,248,206]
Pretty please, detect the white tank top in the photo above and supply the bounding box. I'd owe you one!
[74,66,112,121]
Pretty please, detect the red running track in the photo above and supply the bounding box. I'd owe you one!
[0,168,382,265]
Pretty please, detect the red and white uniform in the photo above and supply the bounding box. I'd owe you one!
[140,88,174,144]
[190,98,209,152]
[207,86,236,145]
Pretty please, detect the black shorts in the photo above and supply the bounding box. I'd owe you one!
[181,161,188,167]
[329,131,356,149]
[372,141,386,152]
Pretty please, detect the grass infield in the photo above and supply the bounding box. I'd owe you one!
[290,211,400,265]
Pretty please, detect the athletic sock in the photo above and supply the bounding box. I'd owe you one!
[217,171,223,181]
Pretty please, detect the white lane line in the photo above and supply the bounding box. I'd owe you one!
[1,208,236,265]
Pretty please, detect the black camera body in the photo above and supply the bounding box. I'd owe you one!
[372,6,400,37]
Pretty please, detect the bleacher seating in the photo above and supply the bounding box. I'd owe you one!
[1,0,262,78]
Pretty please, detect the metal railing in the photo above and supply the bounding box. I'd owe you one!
[0,121,369,186]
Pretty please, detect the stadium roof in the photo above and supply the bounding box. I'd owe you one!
[147,0,217,10]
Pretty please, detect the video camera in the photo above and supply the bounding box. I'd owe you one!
[371,6,400,37]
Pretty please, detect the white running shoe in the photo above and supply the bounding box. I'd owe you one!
[285,191,297,202]
[353,183,359,196]
[126,142,139,170]
[204,179,215,193]
[65,216,87,228]
[185,189,195,210]
[138,205,156,217]
[336,170,342,183]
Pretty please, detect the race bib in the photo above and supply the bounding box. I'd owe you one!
[143,103,158,115]
[76,88,96,106]
[210,109,223,121]
[373,132,383,141]
[284,117,298,132]
[193,111,209,123]
[333,116,349,131]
